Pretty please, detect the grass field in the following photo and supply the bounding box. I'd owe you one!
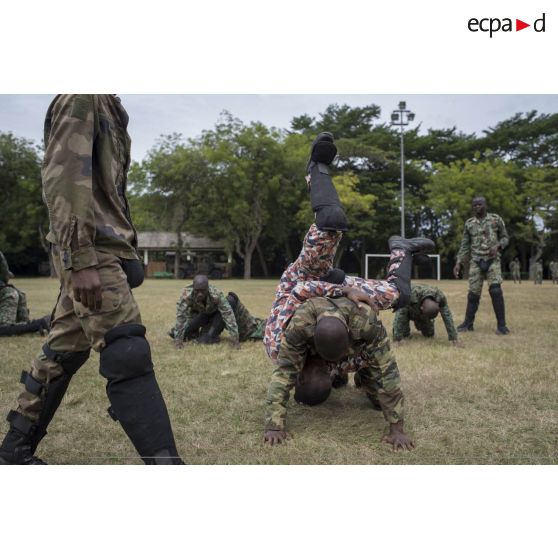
[0,277,556,465]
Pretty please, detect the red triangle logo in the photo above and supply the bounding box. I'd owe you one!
[516,19,530,31]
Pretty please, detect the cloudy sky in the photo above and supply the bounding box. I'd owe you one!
[1,94,557,162]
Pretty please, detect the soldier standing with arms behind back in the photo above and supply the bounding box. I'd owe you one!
[0,95,183,464]
[534,260,543,285]
[453,196,510,335]
[509,257,521,284]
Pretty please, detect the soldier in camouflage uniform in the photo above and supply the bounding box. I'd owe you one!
[0,250,50,336]
[550,260,558,284]
[171,275,264,348]
[534,260,544,285]
[509,257,521,284]
[453,196,510,335]
[392,283,460,345]
[263,132,435,450]
[0,95,183,465]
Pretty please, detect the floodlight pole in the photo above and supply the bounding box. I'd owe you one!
[390,101,415,238]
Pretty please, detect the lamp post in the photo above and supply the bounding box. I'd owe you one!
[390,101,415,237]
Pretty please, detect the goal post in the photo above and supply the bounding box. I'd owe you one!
[364,254,441,281]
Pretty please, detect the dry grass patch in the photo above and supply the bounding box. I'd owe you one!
[0,278,556,464]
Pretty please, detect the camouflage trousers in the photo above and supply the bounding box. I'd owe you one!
[468,258,503,295]
[0,285,30,326]
[511,270,521,283]
[15,248,141,421]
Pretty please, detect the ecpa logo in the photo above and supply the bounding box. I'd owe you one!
[468,13,546,37]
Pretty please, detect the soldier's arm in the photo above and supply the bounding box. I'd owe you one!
[362,329,405,427]
[438,295,458,342]
[264,317,311,433]
[288,280,344,305]
[42,95,98,272]
[455,223,471,265]
[174,290,194,341]
[216,290,239,343]
[392,307,411,341]
[497,216,510,251]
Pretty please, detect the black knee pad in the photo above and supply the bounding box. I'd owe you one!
[468,291,481,303]
[100,323,179,461]
[100,323,153,383]
[488,284,502,296]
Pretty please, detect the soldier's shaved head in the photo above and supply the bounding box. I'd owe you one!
[294,356,332,406]
[314,316,350,362]
[193,274,209,290]
[420,297,439,319]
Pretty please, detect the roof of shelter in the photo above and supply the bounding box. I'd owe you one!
[137,232,225,251]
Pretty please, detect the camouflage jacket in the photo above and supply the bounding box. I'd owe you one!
[392,284,458,341]
[265,296,403,431]
[0,250,9,286]
[456,213,509,265]
[509,260,521,273]
[42,94,138,271]
[174,284,239,342]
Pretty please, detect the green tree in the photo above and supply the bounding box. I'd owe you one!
[426,159,521,261]
[0,132,47,272]
[196,114,286,279]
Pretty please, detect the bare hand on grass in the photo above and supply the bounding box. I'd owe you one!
[175,340,184,350]
[451,339,464,348]
[264,430,288,446]
[381,421,415,451]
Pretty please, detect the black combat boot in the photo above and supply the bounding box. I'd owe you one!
[143,448,184,465]
[306,132,348,232]
[0,412,46,465]
[457,291,481,332]
[489,284,510,335]
[387,236,436,310]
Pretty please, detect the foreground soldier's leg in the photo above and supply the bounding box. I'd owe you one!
[89,252,182,464]
[0,287,90,464]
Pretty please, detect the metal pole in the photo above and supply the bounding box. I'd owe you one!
[400,127,405,237]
